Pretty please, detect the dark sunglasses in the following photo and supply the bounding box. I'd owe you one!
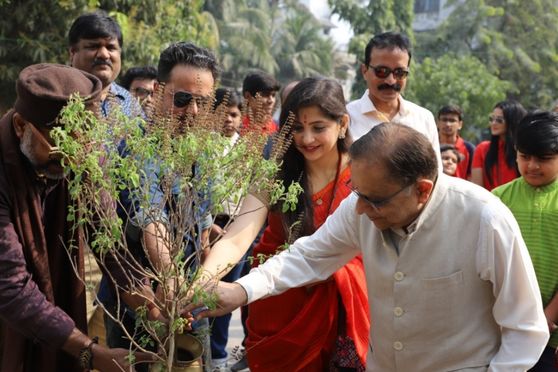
[367,65,409,80]
[173,91,213,109]
[488,115,505,124]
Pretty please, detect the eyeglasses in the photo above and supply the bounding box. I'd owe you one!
[367,65,409,80]
[132,87,153,99]
[173,91,213,109]
[26,119,63,161]
[346,180,413,211]
[488,115,505,124]
[438,117,460,123]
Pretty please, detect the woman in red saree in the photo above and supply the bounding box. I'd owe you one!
[203,77,369,371]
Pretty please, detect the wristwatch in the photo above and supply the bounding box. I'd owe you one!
[78,336,99,370]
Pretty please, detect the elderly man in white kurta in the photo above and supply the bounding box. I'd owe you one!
[200,123,548,371]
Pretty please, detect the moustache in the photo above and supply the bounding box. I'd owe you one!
[378,83,401,92]
[92,59,112,68]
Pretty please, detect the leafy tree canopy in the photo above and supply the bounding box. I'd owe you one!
[0,0,217,112]
[206,0,339,89]
[415,0,558,110]
[405,54,513,142]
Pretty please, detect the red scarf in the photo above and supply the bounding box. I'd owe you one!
[246,166,369,371]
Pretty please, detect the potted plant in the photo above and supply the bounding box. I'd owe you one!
[52,93,300,371]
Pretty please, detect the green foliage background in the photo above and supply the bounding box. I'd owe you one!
[0,0,339,113]
[414,0,558,111]
[328,0,558,143]
[0,0,217,112]
[404,54,512,142]
[2,0,558,142]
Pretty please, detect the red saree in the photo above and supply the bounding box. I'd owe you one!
[246,166,369,371]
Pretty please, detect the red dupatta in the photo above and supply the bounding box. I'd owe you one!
[245,166,369,371]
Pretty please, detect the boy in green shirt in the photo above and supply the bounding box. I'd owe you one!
[493,111,558,371]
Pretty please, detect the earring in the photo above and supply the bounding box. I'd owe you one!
[338,132,346,139]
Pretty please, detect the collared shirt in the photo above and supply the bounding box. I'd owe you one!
[346,91,442,171]
[96,82,148,304]
[101,82,143,119]
[493,177,558,348]
[237,174,548,371]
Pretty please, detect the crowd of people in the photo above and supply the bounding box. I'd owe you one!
[0,9,557,372]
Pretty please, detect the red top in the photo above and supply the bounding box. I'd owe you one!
[472,140,519,190]
[246,166,369,372]
[241,115,279,135]
[453,136,471,179]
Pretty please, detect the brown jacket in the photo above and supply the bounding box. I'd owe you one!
[0,110,86,372]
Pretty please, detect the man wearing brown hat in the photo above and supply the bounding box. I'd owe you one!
[0,63,151,372]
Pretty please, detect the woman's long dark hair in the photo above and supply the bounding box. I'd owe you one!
[274,77,351,240]
[484,100,526,185]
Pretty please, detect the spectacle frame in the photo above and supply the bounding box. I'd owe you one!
[347,180,413,211]
[25,119,64,161]
[132,87,153,99]
[488,115,505,124]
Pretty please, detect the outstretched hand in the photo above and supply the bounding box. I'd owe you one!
[183,281,248,319]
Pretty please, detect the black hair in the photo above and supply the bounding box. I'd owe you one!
[350,123,438,185]
[214,88,242,110]
[68,11,123,47]
[157,42,220,83]
[242,70,280,97]
[364,31,412,67]
[515,111,558,157]
[276,77,350,238]
[440,144,463,161]
[484,100,526,185]
[120,66,157,90]
[438,105,463,121]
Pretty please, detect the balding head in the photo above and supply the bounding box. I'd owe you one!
[350,123,438,186]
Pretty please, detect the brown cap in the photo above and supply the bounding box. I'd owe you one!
[14,63,102,127]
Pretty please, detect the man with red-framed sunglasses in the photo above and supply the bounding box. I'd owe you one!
[347,32,441,171]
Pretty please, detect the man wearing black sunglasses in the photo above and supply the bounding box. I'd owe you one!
[347,32,440,165]
[99,41,220,372]
[152,42,219,125]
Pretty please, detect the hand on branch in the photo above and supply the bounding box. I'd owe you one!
[182,281,248,319]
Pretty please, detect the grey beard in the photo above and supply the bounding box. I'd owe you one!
[20,129,65,180]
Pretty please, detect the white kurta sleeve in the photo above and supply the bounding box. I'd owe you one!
[477,202,549,371]
[236,194,362,303]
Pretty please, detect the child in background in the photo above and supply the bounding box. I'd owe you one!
[493,111,558,371]
[436,105,475,179]
[440,144,463,177]
[210,88,244,371]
